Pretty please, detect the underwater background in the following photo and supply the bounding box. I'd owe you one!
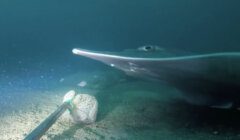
[0,0,240,139]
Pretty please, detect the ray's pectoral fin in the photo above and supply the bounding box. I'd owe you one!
[210,102,233,109]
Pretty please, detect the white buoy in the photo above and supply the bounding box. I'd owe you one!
[63,90,76,103]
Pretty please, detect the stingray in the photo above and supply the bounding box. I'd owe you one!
[72,48,240,109]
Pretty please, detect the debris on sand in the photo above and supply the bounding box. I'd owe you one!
[77,81,87,87]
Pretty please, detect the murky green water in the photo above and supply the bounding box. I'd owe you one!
[0,1,240,139]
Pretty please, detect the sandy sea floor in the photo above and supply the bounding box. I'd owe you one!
[0,69,240,140]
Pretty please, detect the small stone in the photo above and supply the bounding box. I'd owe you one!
[59,78,64,82]
[77,81,87,87]
[213,131,219,135]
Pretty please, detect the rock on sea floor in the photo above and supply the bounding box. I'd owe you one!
[0,70,240,140]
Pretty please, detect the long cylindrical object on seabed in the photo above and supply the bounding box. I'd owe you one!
[24,102,71,140]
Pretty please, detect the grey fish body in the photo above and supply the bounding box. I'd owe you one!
[73,48,240,108]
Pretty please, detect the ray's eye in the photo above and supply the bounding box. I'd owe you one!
[145,46,152,50]
[137,45,162,52]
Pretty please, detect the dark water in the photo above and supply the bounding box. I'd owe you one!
[1,0,240,79]
[1,0,239,96]
[0,0,240,139]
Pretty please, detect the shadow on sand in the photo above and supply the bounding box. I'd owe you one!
[52,79,240,139]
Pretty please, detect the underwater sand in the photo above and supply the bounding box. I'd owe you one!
[0,69,240,140]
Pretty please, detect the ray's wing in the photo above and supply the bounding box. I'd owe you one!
[73,48,240,106]
[72,48,240,84]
